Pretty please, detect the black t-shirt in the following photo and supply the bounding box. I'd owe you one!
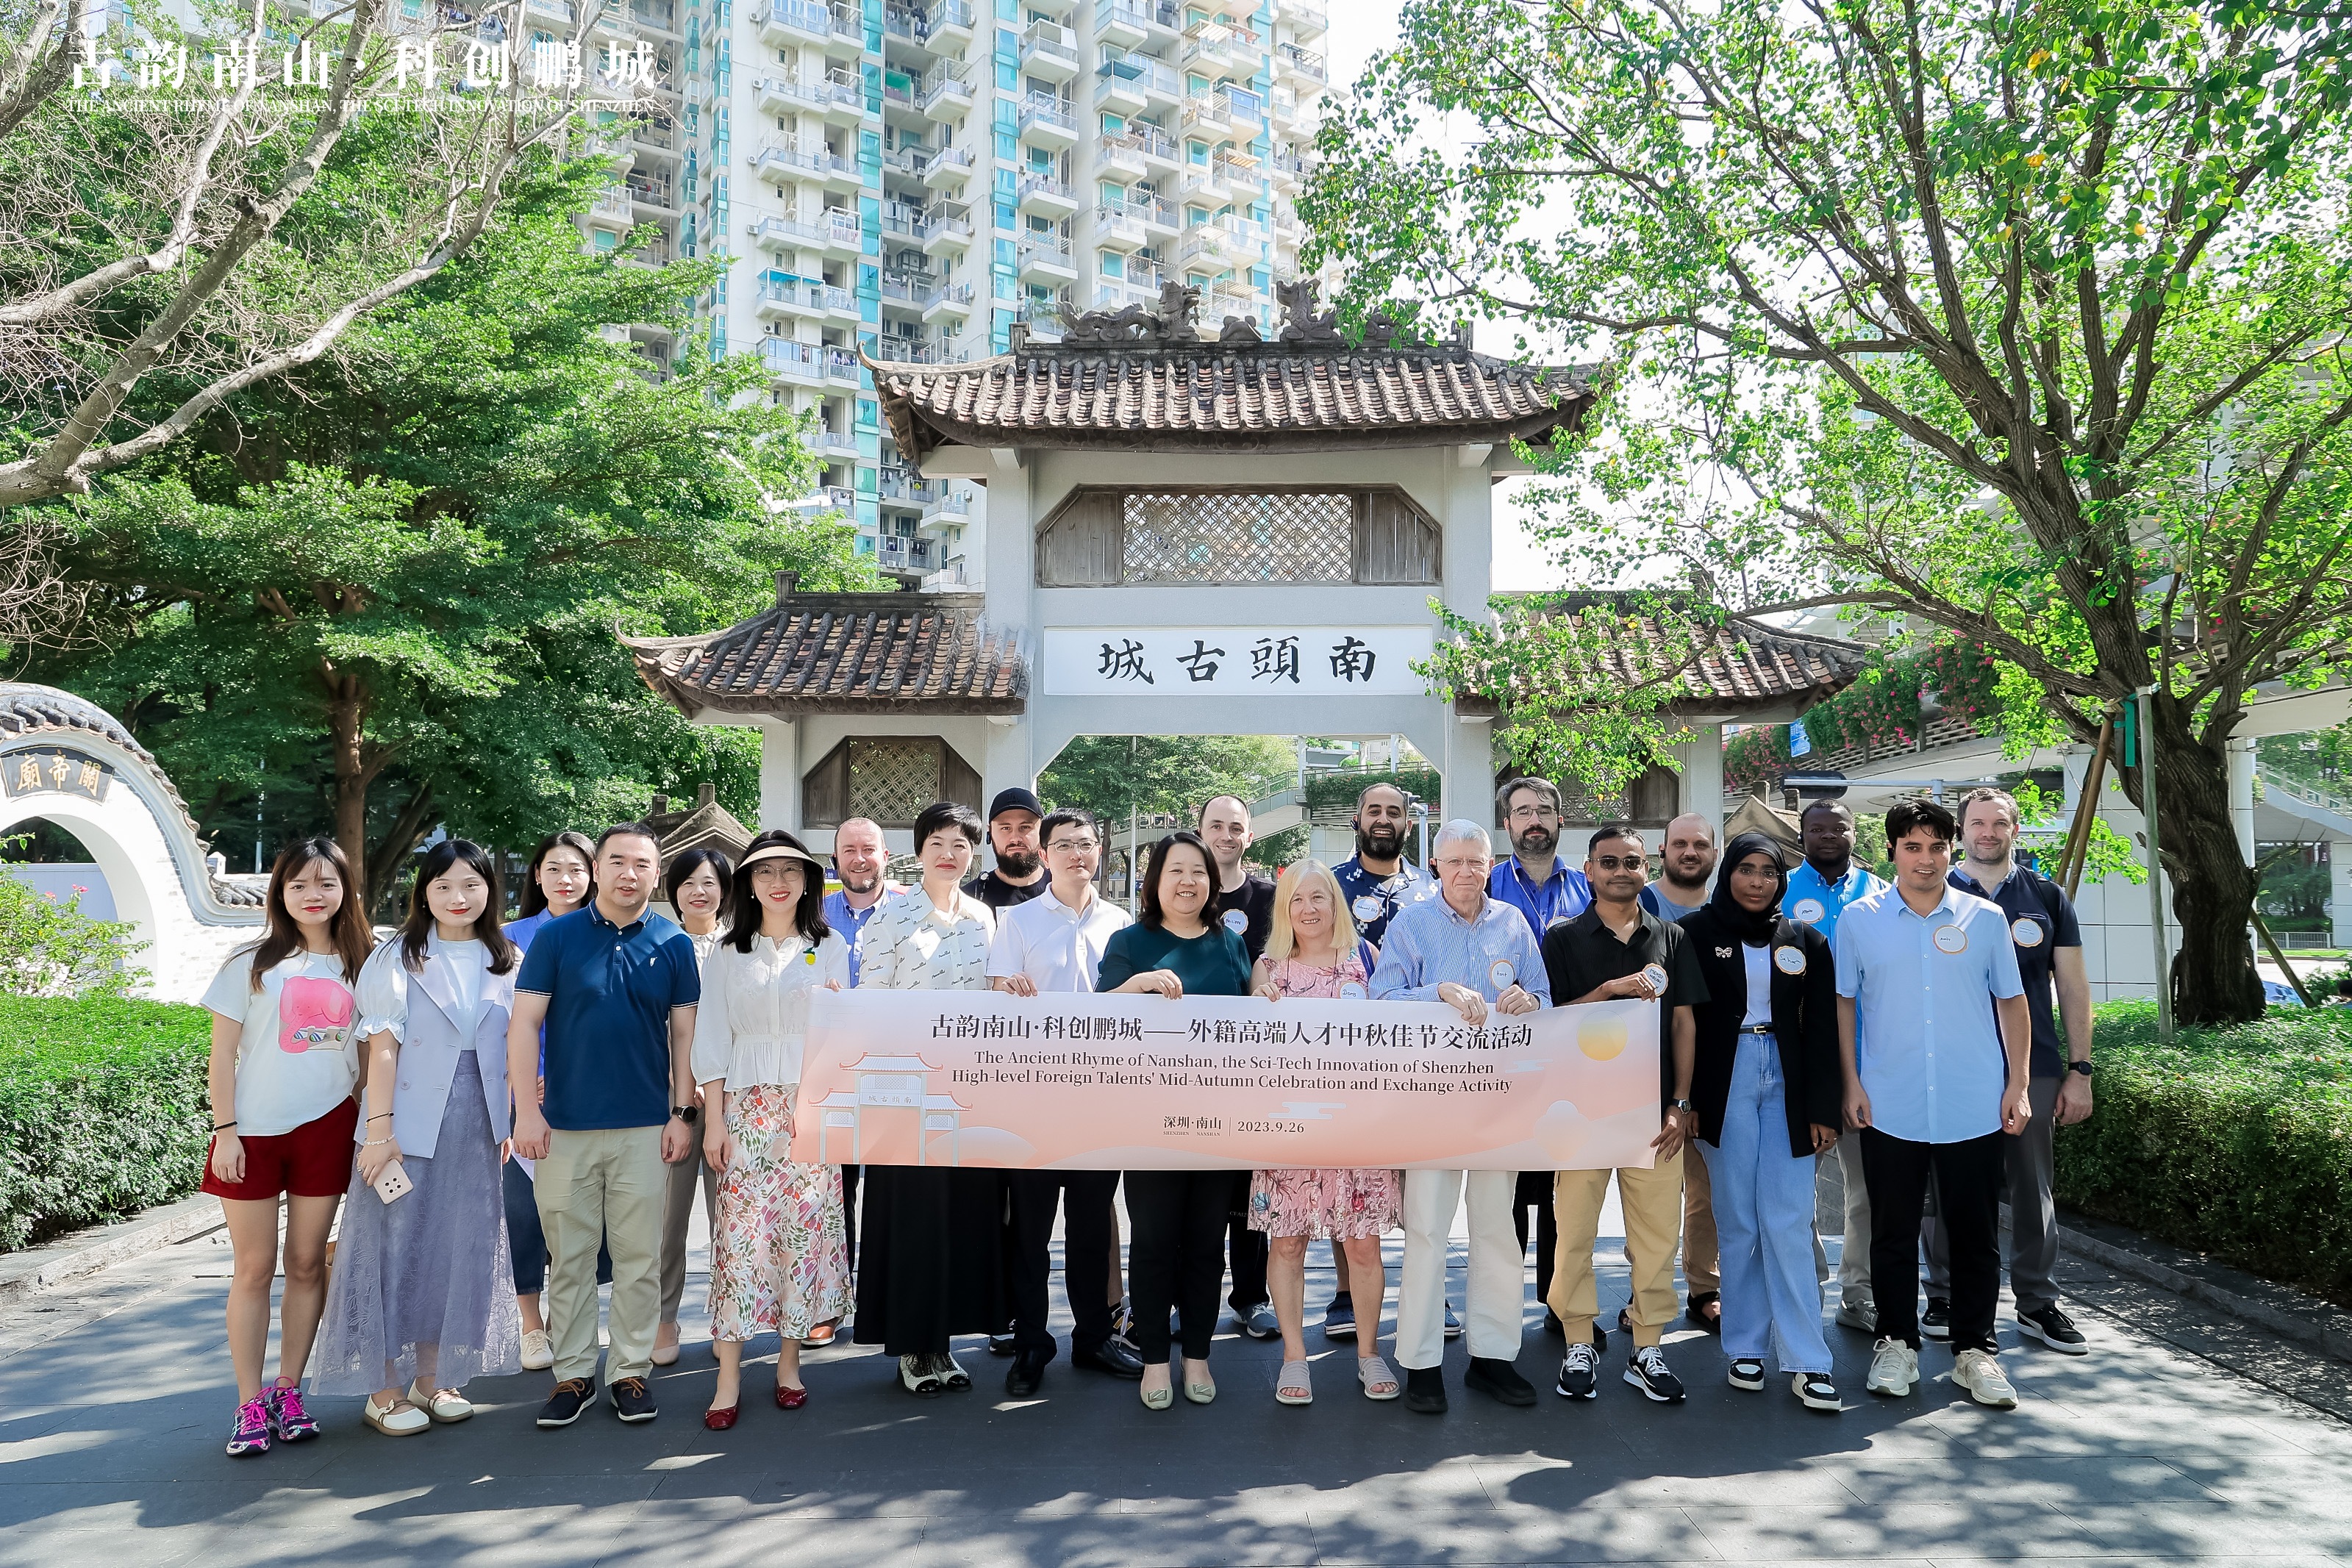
[1210,873,1276,963]
[962,870,1047,913]
[1540,904,1709,1108]
[1948,865,2083,1078]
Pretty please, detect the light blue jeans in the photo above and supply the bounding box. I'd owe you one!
[1700,1033,1834,1374]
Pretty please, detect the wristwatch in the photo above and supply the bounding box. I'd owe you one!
[1669,1098,1695,1114]
[2066,1060,2094,1078]
[671,1103,699,1124]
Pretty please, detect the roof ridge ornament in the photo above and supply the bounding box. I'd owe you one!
[1059,280,1204,346]
[1277,279,1409,349]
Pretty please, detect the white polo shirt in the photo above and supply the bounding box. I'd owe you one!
[986,882,1134,994]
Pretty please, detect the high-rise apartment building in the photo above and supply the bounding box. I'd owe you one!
[569,0,1331,588]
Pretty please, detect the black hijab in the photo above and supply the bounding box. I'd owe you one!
[1708,830,1788,945]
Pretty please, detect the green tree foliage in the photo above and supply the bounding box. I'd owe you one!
[21,164,869,909]
[1040,736,1298,834]
[1307,0,2352,1023]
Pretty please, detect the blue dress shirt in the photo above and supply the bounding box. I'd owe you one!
[1784,859,1886,952]
[1487,856,1593,940]
[1834,883,2026,1145]
[821,885,901,988]
[1368,892,1552,1007]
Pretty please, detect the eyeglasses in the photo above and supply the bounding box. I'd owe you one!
[1048,839,1098,853]
[1507,806,1559,823]
[1590,855,1645,873]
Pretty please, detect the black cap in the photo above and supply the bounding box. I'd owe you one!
[987,787,1045,822]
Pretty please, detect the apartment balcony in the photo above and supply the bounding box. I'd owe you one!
[922,69,973,121]
[1179,95,1230,138]
[526,0,573,21]
[879,143,929,181]
[1095,0,1177,45]
[876,268,934,309]
[1090,272,1161,312]
[1019,20,1081,83]
[1268,85,1301,130]
[1213,151,1259,188]
[1093,61,1148,116]
[921,281,974,324]
[1180,25,1251,76]
[759,337,827,384]
[1176,226,1235,266]
[1018,93,1080,151]
[918,210,973,258]
[787,483,858,518]
[921,486,971,528]
[926,0,976,49]
[1016,171,1081,219]
[879,207,926,246]
[1179,169,1230,207]
[755,0,850,51]
[1021,0,1076,15]
[1018,240,1078,285]
[1015,298,1070,341]
[1219,83,1264,129]
[810,425,862,462]
[754,279,817,322]
[876,468,939,505]
[1267,146,1309,188]
[1095,132,1150,180]
[1223,212,1271,246]
[629,0,679,36]
[748,210,867,258]
[590,186,635,220]
[751,141,862,195]
[824,345,864,385]
[875,534,937,575]
[624,176,677,212]
[1286,0,1327,40]
[1274,40,1325,84]
[1092,201,1159,250]
[918,145,973,192]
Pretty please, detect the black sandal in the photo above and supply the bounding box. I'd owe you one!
[1685,1292,1722,1334]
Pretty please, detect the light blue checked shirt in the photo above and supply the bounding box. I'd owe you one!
[1835,881,2025,1145]
[1368,890,1552,1007]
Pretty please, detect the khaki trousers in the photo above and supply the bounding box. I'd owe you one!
[537,1126,667,1385]
[1549,1152,1684,1350]
[1681,1145,1719,1297]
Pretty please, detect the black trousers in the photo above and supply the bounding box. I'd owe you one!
[1510,1169,1558,1309]
[1861,1125,2004,1354]
[841,1164,860,1273]
[1126,1170,1229,1361]
[1226,1170,1268,1313]
[1007,1169,1119,1358]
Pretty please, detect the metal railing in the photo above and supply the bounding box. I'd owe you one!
[1095,0,1176,29]
[1020,19,1079,65]
[1018,171,1075,205]
[1018,93,1078,136]
[1018,240,1076,271]
[916,212,973,245]
[749,212,865,249]
[1276,40,1324,81]
[1100,128,1176,164]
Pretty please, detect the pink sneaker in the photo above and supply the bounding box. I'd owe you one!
[226,1396,272,1457]
[266,1383,321,1442]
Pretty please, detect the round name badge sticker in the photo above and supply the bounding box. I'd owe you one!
[1791,898,1827,926]
[1641,962,1670,996]
[1223,908,1248,934]
[2012,917,2045,948]
[1339,981,1367,1000]
[1932,924,1969,955]
[1773,946,1807,975]
[1353,895,1383,922]
[1488,959,1516,991]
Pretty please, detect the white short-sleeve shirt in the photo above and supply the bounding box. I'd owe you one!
[201,948,362,1136]
[987,885,1132,993]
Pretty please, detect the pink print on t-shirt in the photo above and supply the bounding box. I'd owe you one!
[279,976,354,1053]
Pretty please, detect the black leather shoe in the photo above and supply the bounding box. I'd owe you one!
[1465,1356,1538,1407]
[1006,1347,1050,1397]
[1404,1366,1448,1414]
[987,1332,1018,1357]
[1073,1339,1146,1379]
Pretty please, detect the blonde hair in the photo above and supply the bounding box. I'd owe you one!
[1264,859,1361,966]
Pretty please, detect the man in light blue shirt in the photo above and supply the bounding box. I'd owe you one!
[1836,798,2031,1411]
[1488,776,1593,937]
[1787,798,1890,1331]
[1370,818,1549,1415]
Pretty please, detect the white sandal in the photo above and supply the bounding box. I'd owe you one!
[409,1380,473,1422]
[362,1392,430,1436]
[1358,1355,1401,1400]
[1276,1360,1313,1406]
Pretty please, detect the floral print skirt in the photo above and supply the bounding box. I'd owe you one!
[1248,1167,1404,1240]
[708,1084,850,1341]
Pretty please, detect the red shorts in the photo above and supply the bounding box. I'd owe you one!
[201,1097,360,1201]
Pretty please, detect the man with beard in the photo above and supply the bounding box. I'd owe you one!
[1198,794,1279,1339]
[821,817,901,1284]
[1785,798,1889,1334]
[1638,812,1723,1331]
[1489,776,1593,1339]
[963,788,1048,911]
[1324,780,1435,1338]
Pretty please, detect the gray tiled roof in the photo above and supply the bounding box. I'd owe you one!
[1448,605,1865,717]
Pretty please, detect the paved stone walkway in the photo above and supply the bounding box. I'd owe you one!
[1,1192,2345,1568]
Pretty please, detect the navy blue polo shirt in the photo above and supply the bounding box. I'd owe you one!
[515,903,701,1131]
[1949,864,2081,1078]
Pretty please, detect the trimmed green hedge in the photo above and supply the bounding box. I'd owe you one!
[0,996,213,1251]
[2054,1000,2352,1306]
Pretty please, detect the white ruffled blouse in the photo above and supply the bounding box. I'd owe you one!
[354,933,487,1042]
[690,930,851,1091]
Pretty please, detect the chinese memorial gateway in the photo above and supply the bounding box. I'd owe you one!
[624,285,1858,849]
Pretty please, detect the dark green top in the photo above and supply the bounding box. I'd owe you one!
[1095,923,1254,998]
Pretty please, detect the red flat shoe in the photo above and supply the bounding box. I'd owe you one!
[703,1403,739,1431]
[775,1383,808,1410]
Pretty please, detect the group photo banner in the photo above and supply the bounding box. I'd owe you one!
[786,989,1664,1173]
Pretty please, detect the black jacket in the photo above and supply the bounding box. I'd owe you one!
[1678,907,1840,1157]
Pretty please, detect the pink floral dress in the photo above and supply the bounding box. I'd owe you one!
[1246,950,1404,1240]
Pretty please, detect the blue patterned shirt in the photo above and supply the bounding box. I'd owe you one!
[1488,855,1593,940]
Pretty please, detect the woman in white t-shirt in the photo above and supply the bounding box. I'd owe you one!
[200,837,375,1459]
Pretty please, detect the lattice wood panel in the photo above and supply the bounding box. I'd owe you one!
[848,739,942,826]
[1120,490,1354,584]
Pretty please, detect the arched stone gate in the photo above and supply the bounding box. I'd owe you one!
[1,684,265,1002]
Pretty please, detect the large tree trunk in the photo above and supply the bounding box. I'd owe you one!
[365,780,437,920]
[2116,693,2265,1026]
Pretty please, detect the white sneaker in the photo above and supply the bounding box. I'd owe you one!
[520,1328,554,1370]
[1865,1336,1918,1397]
[1953,1347,2018,1408]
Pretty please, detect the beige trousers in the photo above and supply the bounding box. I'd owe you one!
[537,1126,667,1384]
[1549,1152,1686,1350]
